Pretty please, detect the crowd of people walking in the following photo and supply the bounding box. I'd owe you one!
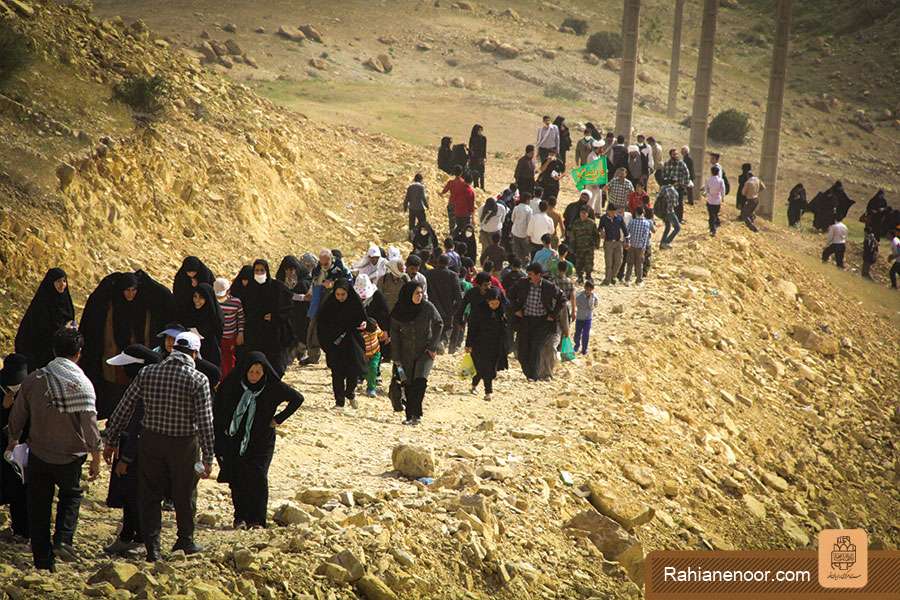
[1,115,897,572]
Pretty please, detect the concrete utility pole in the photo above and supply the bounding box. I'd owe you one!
[688,0,718,191]
[758,0,793,220]
[667,0,685,118]
[614,0,641,143]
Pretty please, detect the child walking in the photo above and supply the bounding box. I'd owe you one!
[573,281,598,355]
[363,318,387,398]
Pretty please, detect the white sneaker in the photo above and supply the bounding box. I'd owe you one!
[484,394,492,402]
[349,396,359,409]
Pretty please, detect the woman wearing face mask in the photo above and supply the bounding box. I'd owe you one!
[1,353,29,541]
[241,260,295,378]
[80,271,175,419]
[15,268,76,372]
[214,351,303,529]
[173,256,215,316]
[412,221,440,256]
[316,280,368,409]
[454,223,478,263]
[181,283,224,368]
[465,287,508,401]
[389,282,443,426]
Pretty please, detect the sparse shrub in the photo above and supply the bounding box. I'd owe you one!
[586,31,622,59]
[0,24,32,88]
[113,74,168,116]
[561,17,589,35]
[544,83,581,102]
[708,109,750,144]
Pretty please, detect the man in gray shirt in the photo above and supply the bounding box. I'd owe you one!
[7,328,101,571]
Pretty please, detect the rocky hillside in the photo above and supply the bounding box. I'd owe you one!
[0,2,898,600]
[0,0,451,348]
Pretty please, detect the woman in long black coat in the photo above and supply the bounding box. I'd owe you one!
[214,351,303,529]
[80,270,175,419]
[468,124,487,190]
[786,183,807,228]
[317,279,368,409]
[1,353,29,540]
[181,283,224,368]
[465,287,508,401]
[275,255,312,362]
[173,256,215,315]
[14,267,76,372]
[553,116,572,168]
[241,259,295,378]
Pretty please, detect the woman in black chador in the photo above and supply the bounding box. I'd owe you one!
[181,282,224,368]
[173,256,215,315]
[241,259,295,378]
[214,351,303,529]
[316,279,368,409]
[15,267,76,371]
[275,255,312,363]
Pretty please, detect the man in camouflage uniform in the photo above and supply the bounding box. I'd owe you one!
[569,205,600,284]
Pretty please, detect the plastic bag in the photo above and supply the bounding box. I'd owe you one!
[560,337,577,362]
[459,353,476,379]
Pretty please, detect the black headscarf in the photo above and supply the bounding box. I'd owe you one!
[241,259,295,360]
[183,282,224,342]
[390,281,425,323]
[275,255,310,294]
[240,350,274,392]
[111,272,147,350]
[230,265,253,299]
[14,267,75,371]
[119,344,163,380]
[468,125,486,161]
[316,279,366,349]
[174,256,215,313]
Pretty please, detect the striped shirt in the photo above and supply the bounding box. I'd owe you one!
[220,296,245,339]
[363,327,385,360]
[105,352,215,465]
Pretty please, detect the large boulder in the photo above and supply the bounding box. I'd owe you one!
[564,510,645,584]
[392,444,436,478]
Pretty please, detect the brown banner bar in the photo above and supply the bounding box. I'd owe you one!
[646,550,900,600]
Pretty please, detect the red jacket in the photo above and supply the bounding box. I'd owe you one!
[443,178,475,218]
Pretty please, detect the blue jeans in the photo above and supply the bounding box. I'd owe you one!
[573,319,592,354]
[662,213,681,245]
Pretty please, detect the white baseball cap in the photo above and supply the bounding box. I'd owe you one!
[174,331,202,355]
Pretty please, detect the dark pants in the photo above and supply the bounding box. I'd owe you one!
[538,147,552,163]
[4,478,28,538]
[26,453,85,570]
[404,378,427,420]
[741,197,759,232]
[447,203,455,233]
[822,243,846,268]
[518,316,553,380]
[574,319,591,354]
[120,500,142,543]
[890,261,900,288]
[662,214,681,245]
[643,246,652,275]
[139,430,199,552]
[408,210,426,239]
[707,203,721,235]
[472,375,493,394]
[454,215,472,236]
[675,187,685,222]
[515,177,534,198]
[304,316,320,364]
[229,451,273,527]
[449,320,465,355]
[469,161,485,190]
[330,367,358,406]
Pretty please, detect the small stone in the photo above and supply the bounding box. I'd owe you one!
[662,480,679,498]
[477,465,513,481]
[391,444,436,478]
[273,501,311,525]
[391,548,415,568]
[222,23,237,33]
[339,491,355,507]
[622,463,653,489]
[56,162,76,190]
[743,494,767,519]
[680,266,712,281]
[762,471,789,493]
[197,512,217,526]
[233,547,254,570]
[315,562,351,584]
[297,487,335,507]
[298,24,323,43]
[510,427,546,440]
[356,575,399,600]
[88,563,140,589]
[781,515,809,546]
[327,549,366,582]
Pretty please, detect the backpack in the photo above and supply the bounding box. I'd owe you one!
[653,193,668,219]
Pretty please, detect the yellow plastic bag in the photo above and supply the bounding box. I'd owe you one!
[459,353,476,380]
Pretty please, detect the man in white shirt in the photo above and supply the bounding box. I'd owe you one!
[526,200,555,258]
[510,195,533,265]
[704,165,726,237]
[822,218,849,268]
[477,199,509,250]
[536,115,560,164]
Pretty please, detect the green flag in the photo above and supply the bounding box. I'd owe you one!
[570,156,608,191]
